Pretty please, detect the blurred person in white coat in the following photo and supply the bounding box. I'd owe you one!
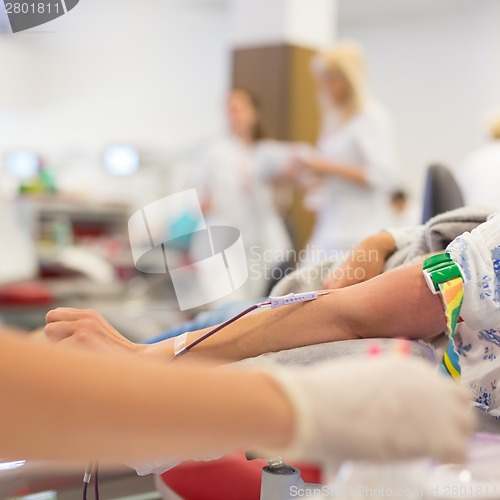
[457,114,500,209]
[192,88,291,299]
[294,42,398,263]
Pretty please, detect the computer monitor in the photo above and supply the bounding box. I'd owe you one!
[4,149,40,179]
[102,144,140,176]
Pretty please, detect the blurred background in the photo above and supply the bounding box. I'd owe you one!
[1,0,499,198]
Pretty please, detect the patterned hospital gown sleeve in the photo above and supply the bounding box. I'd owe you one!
[446,213,500,416]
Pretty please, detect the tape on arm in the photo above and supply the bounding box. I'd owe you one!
[174,332,189,357]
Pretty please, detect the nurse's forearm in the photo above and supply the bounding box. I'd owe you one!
[328,163,368,185]
[0,334,293,461]
[143,262,446,363]
[311,159,369,185]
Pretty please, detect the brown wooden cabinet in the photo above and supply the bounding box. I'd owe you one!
[232,43,320,250]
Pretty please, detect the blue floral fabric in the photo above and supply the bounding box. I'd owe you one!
[446,214,500,417]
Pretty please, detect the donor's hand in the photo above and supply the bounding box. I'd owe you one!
[45,308,145,357]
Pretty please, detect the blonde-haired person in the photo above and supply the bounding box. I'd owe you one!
[294,41,398,263]
[457,113,500,209]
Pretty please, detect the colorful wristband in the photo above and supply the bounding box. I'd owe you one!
[423,254,464,337]
[441,338,461,381]
[423,254,464,381]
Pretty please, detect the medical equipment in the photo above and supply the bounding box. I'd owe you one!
[246,453,323,500]
[82,290,329,498]
[82,461,99,500]
[172,291,330,359]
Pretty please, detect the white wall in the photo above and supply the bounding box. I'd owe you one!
[4,0,499,206]
[229,0,336,49]
[338,0,500,198]
[0,0,231,203]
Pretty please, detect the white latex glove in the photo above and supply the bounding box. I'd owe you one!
[129,451,226,476]
[261,356,474,465]
[447,213,500,331]
[129,458,181,476]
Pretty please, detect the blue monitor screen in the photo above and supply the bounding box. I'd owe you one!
[103,144,140,176]
[4,150,40,179]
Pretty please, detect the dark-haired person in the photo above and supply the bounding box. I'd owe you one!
[192,88,291,301]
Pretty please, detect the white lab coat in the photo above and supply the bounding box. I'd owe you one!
[192,135,291,299]
[457,141,500,209]
[306,102,398,262]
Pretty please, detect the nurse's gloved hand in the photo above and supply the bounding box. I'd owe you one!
[447,213,500,331]
[261,357,474,465]
[128,451,227,477]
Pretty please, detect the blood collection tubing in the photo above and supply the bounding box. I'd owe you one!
[82,290,330,496]
[173,291,330,359]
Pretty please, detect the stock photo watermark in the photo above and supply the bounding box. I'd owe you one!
[290,484,424,498]
[128,189,248,311]
[247,245,380,283]
[290,483,499,498]
[0,0,79,33]
[128,189,385,312]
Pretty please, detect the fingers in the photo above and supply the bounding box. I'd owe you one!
[450,387,476,437]
[431,414,471,464]
[427,384,475,464]
[45,308,105,344]
[45,319,100,344]
[46,307,101,324]
[45,321,78,342]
